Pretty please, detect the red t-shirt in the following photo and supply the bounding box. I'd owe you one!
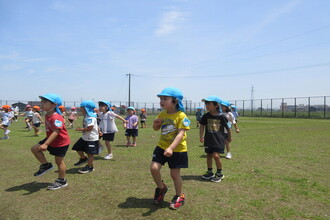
[45,112,70,147]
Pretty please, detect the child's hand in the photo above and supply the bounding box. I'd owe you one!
[200,138,204,143]
[235,129,240,133]
[99,132,103,137]
[153,119,162,126]
[75,127,81,132]
[164,148,173,157]
[40,144,48,151]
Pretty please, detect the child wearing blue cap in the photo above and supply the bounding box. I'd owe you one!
[195,107,203,128]
[98,101,127,159]
[31,93,70,190]
[150,87,190,210]
[72,100,100,174]
[124,107,139,147]
[199,96,231,182]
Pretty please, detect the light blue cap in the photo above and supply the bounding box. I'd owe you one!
[202,95,222,104]
[221,100,231,107]
[39,93,62,115]
[98,100,112,111]
[157,87,185,112]
[79,100,97,117]
[127,106,135,111]
[197,107,203,110]
[231,105,237,109]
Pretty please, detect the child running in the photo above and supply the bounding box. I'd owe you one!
[0,105,13,139]
[139,109,147,128]
[32,106,44,136]
[98,100,127,159]
[21,105,33,130]
[150,87,190,210]
[124,107,139,147]
[31,93,70,190]
[199,96,231,182]
[221,100,239,159]
[67,107,79,128]
[72,100,99,174]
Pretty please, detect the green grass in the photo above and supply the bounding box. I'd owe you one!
[0,116,329,219]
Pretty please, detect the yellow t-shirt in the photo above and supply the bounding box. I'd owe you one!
[156,111,190,152]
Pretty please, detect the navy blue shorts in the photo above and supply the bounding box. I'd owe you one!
[38,138,69,157]
[204,145,225,154]
[72,137,99,155]
[101,133,115,141]
[33,122,41,127]
[152,146,188,169]
[125,129,138,137]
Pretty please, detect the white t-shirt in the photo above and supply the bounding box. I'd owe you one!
[99,111,119,134]
[1,112,11,126]
[82,116,99,141]
[32,112,41,124]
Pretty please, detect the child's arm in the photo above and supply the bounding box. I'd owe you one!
[153,119,162,131]
[164,129,186,157]
[233,123,239,133]
[37,114,44,123]
[76,125,93,132]
[40,130,60,151]
[199,124,205,142]
[115,115,127,127]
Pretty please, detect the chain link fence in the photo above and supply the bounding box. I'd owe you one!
[1,96,329,119]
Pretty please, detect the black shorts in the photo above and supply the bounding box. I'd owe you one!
[33,122,41,127]
[152,146,188,169]
[101,133,115,141]
[72,137,99,155]
[1,124,8,128]
[38,138,69,157]
[204,145,225,154]
[68,119,74,123]
[125,129,138,137]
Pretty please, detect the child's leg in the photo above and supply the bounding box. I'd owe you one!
[213,152,222,170]
[225,140,230,153]
[132,136,137,144]
[87,154,94,167]
[170,168,182,196]
[31,144,48,164]
[105,140,112,154]
[55,156,66,179]
[206,153,213,169]
[150,161,164,188]
[77,150,87,159]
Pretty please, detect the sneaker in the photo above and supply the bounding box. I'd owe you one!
[169,193,185,210]
[34,163,54,176]
[154,183,168,204]
[0,136,9,140]
[131,143,137,147]
[78,165,94,174]
[201,171,214,180]
[104,153,113,160]
[211,173,225,183]
[47,178,68,190]
[226,152,232,159]
[126,141,131,147]
[74,157,88,166]
[5,130,10,135]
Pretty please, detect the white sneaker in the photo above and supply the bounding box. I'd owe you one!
[5,130,10,135]
[226,152,232,159]
[104,153,113,160]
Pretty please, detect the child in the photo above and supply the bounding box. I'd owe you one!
[150,87,190,210]
[13,104,19,122]
[98,100,127,159]
[72,100,99,174]
[124,107,139,147]
[195,107,203,128]
[231,105,239,123]
[199,96,231,182]
[67,106,79,128]
[221,101,239,159]
[21,105,33,130]
[0,105,13,139]
[139,109,147,128]
[32,106,44,136]
[31,93,70,190]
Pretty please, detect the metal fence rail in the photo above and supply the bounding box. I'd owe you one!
[1,96,329,119]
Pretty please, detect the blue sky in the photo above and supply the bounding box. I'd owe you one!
[1,0,329,103]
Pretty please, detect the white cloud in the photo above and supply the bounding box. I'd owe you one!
[155,10,187,36]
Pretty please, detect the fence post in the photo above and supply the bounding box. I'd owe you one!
[261,99,263,116]
[242,100,245,116]
[308,97,311,118]
[294,98,297,118]
[271,99,273,117]
[324,96,326,119]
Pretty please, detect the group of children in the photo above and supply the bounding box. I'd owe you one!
[3,87,240,210]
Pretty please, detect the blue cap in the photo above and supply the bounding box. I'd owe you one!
[157,87,185,112]
[98,100,112,111]
[202,95,222,104]
[127,106,135,111]
[197,107,203,110]
[231,105,237,109]
[79,100,97,117]
[221,100,231,107]
[39,93,63,115]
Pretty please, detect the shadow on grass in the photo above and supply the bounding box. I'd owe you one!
[199,154,226,158]
[118,197,170,216]
[65,167,81,174]
[5,181,49,195]
[114,145,130,148]
[181,175,205,182]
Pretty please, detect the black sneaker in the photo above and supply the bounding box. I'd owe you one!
[74,157,88,166]
[154,182,168,204]
[211,173,225,183]
[201,171,214,180]
[47,178,68,190]
[78,165,94,174]
[34,163,54,176]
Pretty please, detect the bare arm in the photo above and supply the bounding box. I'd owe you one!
[40,130,59,151]
[199,124,205,142]
[164,129,186,157]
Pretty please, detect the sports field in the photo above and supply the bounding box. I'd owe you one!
[0,116,329,219]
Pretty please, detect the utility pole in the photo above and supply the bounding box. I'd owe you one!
[126,73,131,107]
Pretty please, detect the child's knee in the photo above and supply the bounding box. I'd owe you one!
[31,144,40,153]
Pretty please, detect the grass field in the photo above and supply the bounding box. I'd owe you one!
[0,116,329,219]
